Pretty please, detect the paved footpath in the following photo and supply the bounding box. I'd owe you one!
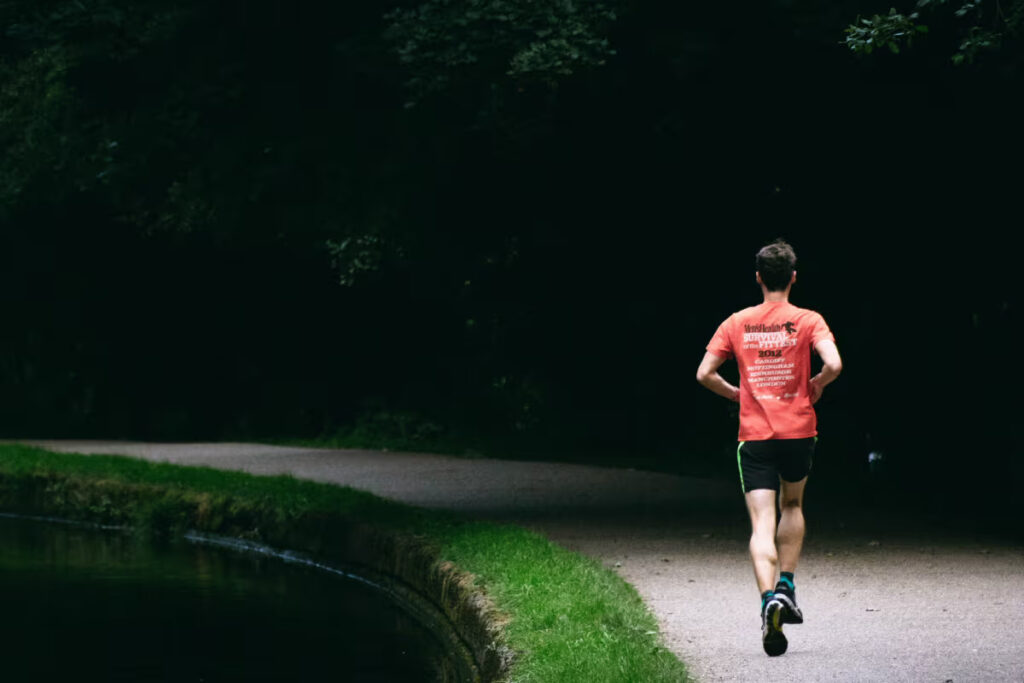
[16,441,1024,682]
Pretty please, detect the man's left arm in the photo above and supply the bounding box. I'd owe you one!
[809,339,842,404]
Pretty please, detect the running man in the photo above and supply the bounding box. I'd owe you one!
[695,239,842,656]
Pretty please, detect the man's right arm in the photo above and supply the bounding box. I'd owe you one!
[809,339,842,404]
[696,351,740,402]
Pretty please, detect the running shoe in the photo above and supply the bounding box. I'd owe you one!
[772,583,804,625]
[761,598,788,656]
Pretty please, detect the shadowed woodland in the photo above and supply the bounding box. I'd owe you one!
[1,0,1020,514]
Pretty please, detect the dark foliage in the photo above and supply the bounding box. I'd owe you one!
[1,0,1019,504]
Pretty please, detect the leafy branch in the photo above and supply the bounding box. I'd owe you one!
[384,0,618,104]
[843,0,1022,63]
[843,7,928,55]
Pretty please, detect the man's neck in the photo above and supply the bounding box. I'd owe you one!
[762,288,790,303]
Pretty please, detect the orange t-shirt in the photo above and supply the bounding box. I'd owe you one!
[706,301,834,441]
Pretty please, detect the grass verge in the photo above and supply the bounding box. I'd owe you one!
[0,443,689,682]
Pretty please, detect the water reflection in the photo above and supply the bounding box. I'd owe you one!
[0,515,470,682]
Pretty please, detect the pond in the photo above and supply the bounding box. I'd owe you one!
[0,514,474,682]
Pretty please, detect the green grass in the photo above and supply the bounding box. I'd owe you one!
[0,443,689,682]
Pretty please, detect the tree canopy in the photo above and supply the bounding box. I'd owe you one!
[844,0,1022,65]
[1,0,1019,500]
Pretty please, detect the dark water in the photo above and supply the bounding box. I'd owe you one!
[0,515,471,682]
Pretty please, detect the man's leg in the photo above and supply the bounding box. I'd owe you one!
[746,487,787,656]
[745,488,779,593]
[777,476,807,573]
[774,476,808,624]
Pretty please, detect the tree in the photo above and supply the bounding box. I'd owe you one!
[843,0,1023,64]
[385,0,617,105]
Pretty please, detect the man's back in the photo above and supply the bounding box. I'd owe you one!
[706,301,833,441]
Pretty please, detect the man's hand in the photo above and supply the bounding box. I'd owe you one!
[808,376,824,404]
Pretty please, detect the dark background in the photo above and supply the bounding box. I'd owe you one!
[1,1,1019,514]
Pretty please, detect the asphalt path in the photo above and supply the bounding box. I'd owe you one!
[15,441,1024,682]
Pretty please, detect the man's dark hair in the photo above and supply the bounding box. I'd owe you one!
[756,239,797,292]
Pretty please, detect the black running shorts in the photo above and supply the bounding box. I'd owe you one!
[736,437,816,493]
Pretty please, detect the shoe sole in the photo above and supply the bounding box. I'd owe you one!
[763,601,788,656]
[774,592,804,625]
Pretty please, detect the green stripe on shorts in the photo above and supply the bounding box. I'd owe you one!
[736,441,745,492]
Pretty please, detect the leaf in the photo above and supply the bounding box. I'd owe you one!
[915,25,930,33]
[888,42,900,53]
